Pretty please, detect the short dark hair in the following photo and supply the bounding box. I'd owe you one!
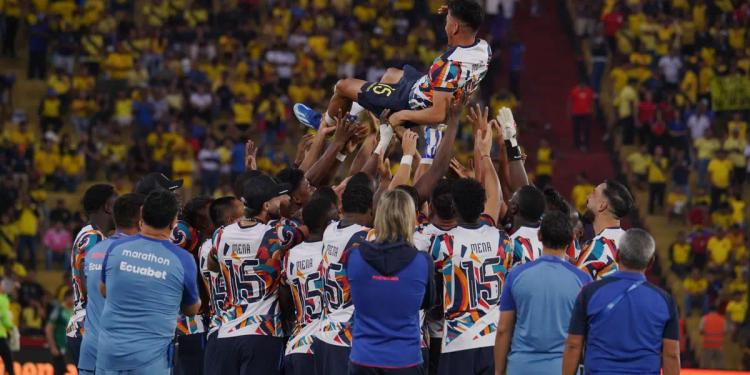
[517,185,546,222]
[82,184,116,214]
[342,183,373,215]
[543,187,571,215]
[539,211,573,249]
[276,168,305,194]
[142,191,180,229]
[452,178,485,222]
[448,0,484,32]
[431,179,455,220]
[303,197,335,234]
[182,196,213,227]
[113,193,145,229]
[603,179,633,219]
[348,172,374,191]
[232,170,262,198]
[395,185,420,210]
[312,186,339,207]
[209,196,239,227]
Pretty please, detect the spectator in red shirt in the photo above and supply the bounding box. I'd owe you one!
[601,4,624,52]
[569,78,595,151]
[637,90,657,146]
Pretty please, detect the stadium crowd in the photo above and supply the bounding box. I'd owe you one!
[569,0,750,369]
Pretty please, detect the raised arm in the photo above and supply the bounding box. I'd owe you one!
[299,120,336,172]
[470,106,504,224]
[414,99,461,204]
[388,91,451,127]
[497,107,529,193]
[305,115,357,187]
[389,129,418,190]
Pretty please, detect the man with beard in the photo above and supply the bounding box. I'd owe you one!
[576,180,634,280]
[206,175,305,375]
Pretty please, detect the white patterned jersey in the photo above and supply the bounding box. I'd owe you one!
[430,224,511,353]
[576,227,625,280]
[409,39,491,110]
[67,224,105,338]
[506,225,543,270]
[283,241,325,355]
[214,220,303,338]
[199,238,227,335]
[316,222,369,347]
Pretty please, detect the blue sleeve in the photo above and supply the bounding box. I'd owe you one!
[568,286,589,336]
[177,249,199,306]
[100,244,115,285]
[662,294,680,340]
[499,268,516,311]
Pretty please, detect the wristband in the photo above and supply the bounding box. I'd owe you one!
[336,152,347,162]
[505,141,523,161]
[400,155,413,166]
[375,124,395,155]
[420,158,433,165]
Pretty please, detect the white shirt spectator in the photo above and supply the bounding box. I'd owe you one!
[658,56,682,84]
[198,149,221,172]
[190,92,213,111]
[266,49,296,79]
[687,113,711,139]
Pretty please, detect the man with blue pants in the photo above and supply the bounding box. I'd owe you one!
[77,193,144,375]
[97,191,201,375]
[494,211,592,374]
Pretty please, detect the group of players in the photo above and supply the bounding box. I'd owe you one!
[58,1,636,374]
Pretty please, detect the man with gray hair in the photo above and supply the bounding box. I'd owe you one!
[562,228,680,375]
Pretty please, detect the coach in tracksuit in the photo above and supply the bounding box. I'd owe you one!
[347,189,436,374]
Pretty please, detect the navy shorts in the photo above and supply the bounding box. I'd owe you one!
[357,64,423,117]
[312,338,351,375]
[174,332,206,375]
[436,347,494,375]
[349,362,425,375]
[204,335,284,375]
[67,336,82,367]
[283,353,315,375]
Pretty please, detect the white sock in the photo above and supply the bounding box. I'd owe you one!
[324,111,336,127]
[349,102,365,117]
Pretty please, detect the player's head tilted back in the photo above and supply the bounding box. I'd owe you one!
[543,187,571,215]
[209,196,244,228]
[538,211,574,251]
[585,179,633,222]
[302,197,338,236]
[182,196,214,234]
[509,185,546,224]
[277,167,315,217]
[142,190,180,230]
[445,0,484,42]
[430,178,456,222]
[113,193,145,231]
[451,177,485,224]
[242,174,292,221]
[341,181,374,225]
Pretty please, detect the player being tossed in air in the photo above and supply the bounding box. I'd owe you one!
[293,0,489,131]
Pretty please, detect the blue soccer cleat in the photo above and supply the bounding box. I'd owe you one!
[293,103,322,130]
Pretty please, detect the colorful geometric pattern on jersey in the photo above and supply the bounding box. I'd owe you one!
[506,225,543,270]
[283,241,325,355]
[67,224,105,338]
[566,239,582,261]
[430,224,510,353]
[409,39,490,110]
[199,237,227,335]
[317,222,369,347]
[414,222,456,341]
[576,227,625,280]
[214,219,303,338]
[172,221,205,335]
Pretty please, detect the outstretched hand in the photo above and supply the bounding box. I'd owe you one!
[245,140,258,170]
[450,157,475,179]
[468,104,490,134]
[401,129,419,156]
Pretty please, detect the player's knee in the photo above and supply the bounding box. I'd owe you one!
[334,79,356,98]
[381,68,403,83]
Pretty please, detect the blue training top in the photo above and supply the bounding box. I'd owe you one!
[78,232,128,371]
[500,255,591,375]
[568,271,679,375]
[96,234,199,371]
[347,239,435,368]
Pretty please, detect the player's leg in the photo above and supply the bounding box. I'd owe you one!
[66,336,82,369]
[380,67,404,84]
[283,353,315,375]
[204,336,241,375]
[240,335,284,375]
[294,78,366,130]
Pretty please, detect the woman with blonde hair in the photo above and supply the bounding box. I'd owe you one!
[346,189,436,374]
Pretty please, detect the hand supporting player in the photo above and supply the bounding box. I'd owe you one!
[244,140,258,171]
[389,129,419,190]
